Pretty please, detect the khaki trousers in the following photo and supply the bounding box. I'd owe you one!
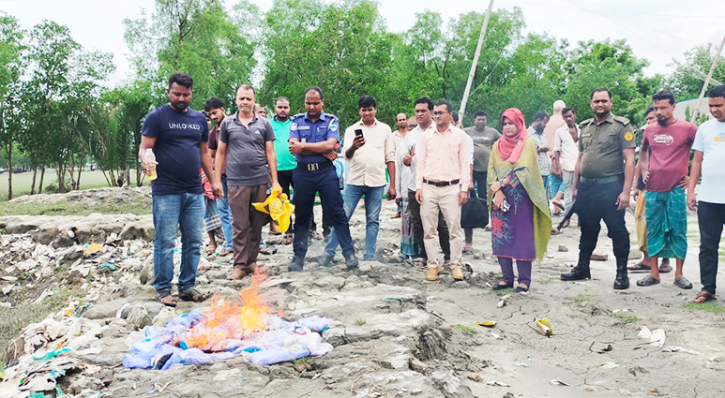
[228,184,269,269]
[421,184,463,268]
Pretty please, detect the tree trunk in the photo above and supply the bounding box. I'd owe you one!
[30,161,38,195]
[7,146,12,200]
[38,160,46,195]
[76,163,83,190]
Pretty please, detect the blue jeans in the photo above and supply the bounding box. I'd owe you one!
[217,176,234,251]
[325,185,384,260]
[548,174,563,200]
[152,193,204,293]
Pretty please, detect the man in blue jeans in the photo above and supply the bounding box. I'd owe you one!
[140,73,216,307]
[319,95,396,264]
[204,97,234,256]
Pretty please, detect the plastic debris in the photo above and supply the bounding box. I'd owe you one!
[474,321,496,327]
[466,373,483,382]
[601,362,618,369]
[535,318,552,336]
[497,294,511,308]
[485,381,511,387]
[638,326,666,348]
[549,378,571,386]
[98,263,117,272]
[83,243,103,257]
[663,346,700,355]
[488,332,502,340]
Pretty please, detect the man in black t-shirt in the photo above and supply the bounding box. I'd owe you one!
[140,73,217,307]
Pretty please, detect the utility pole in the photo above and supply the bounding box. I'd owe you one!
[459,0,494,123]
[691,33,725,122]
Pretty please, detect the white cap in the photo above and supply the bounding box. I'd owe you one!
[553,100,566,112]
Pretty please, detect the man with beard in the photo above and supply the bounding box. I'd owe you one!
[140,73,215,306]
[561,87,635,290]
[636,90,696,290]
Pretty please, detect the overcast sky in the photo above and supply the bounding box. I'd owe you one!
[2,0,724,87]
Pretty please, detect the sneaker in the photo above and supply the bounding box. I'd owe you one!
[317,253,333,267]
[288,256,304,272]
[345,254,359,270]
[425,267,440,281]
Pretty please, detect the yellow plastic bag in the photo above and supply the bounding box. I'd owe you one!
[535,318,552,336]
[253,187,295,233]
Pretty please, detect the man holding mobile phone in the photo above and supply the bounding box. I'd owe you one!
[319,95,396,264]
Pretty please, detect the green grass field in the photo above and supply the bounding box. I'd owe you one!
[0,169,149,202]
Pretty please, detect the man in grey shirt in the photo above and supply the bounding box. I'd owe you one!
[463,110,501,252]
[528,111,551,193]
[213,84,282,280]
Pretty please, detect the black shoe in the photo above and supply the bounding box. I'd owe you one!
[317,253,333,267]
[560,264,591,281]
[515,286,529,293]
[492,282,513,291]
[345,254,359,270]
[613,264,629,290]
[288,256,304,272]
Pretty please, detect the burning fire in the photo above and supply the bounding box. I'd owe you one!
[181,267,272,351]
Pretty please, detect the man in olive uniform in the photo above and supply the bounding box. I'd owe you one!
[561,87,635,290]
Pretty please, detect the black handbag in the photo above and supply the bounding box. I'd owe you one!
[461,190,489,229]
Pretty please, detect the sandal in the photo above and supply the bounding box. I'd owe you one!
[552,200,566,211]
[311,231,323,241]
[628,262,652,273]
[218,248,233,256]
[282,235,293,245]
[636,275,660,287]
[179,288,210,302]
[157,290,177,307]
[259,246,276,255]
[658,264,672,274]
[674,276,693,290]
[690,291,716,304]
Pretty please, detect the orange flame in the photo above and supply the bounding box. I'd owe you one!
[182,267,271,350]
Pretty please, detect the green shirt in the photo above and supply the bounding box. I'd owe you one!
[270,118,296,171]
[579,113,635,179]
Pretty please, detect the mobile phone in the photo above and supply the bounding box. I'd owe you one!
[354,129,363,137]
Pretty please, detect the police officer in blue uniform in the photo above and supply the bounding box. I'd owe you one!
[287,86,358,271]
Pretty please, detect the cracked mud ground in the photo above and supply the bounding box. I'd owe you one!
[1,188,724,398]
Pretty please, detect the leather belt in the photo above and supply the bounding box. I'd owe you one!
[423,179,460,187]
[297,161,333,172]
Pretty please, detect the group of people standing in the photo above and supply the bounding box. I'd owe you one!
[139,71,725,308]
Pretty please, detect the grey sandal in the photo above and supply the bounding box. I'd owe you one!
[636,275,660,287]
[674,277,693,290]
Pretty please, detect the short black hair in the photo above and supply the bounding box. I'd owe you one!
[562,107,575,115]
[434,99,452,113]
[534,111,549,121]
[305,86,324,99]
[235,84,256,97]
[201,110,210,118]
[652,90,676,105]
[275,97,290,105]
[204,97,225,112]
[168,73,193,89]
[452,111,459,123]
[414,97,434,111]
[358,95,377,109]
[709,84,725,99]
[474,111,487,118]
[591,87,612,100]
[644,106,655,117]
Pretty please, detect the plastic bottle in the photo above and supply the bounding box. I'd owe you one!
[144,148,157,181]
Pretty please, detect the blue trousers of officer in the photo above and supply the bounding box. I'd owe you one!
[292,165,355,259]
[576,179,630,265]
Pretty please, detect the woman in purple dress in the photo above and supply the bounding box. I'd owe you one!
[487,108,552,292]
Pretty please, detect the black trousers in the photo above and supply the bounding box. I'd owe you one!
[698,201,725,295]
[408,189,450,261]
[465,171,489,242]
[576,180,630,266]
[279,168,332,235]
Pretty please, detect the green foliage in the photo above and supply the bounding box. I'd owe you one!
[683,302,725,314]
[451,324,477,334]
[611,313,640,323]
[571,294,591,303]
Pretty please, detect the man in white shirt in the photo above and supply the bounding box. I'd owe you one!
[687,85,725,304]
[399,97,451,267]
[551,107,580,213]
[319,95,396,263]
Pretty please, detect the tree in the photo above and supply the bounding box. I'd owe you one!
[0,13,25,199]
[666,43,725,101]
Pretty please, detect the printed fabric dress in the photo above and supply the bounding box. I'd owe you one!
[487,138,551,262]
